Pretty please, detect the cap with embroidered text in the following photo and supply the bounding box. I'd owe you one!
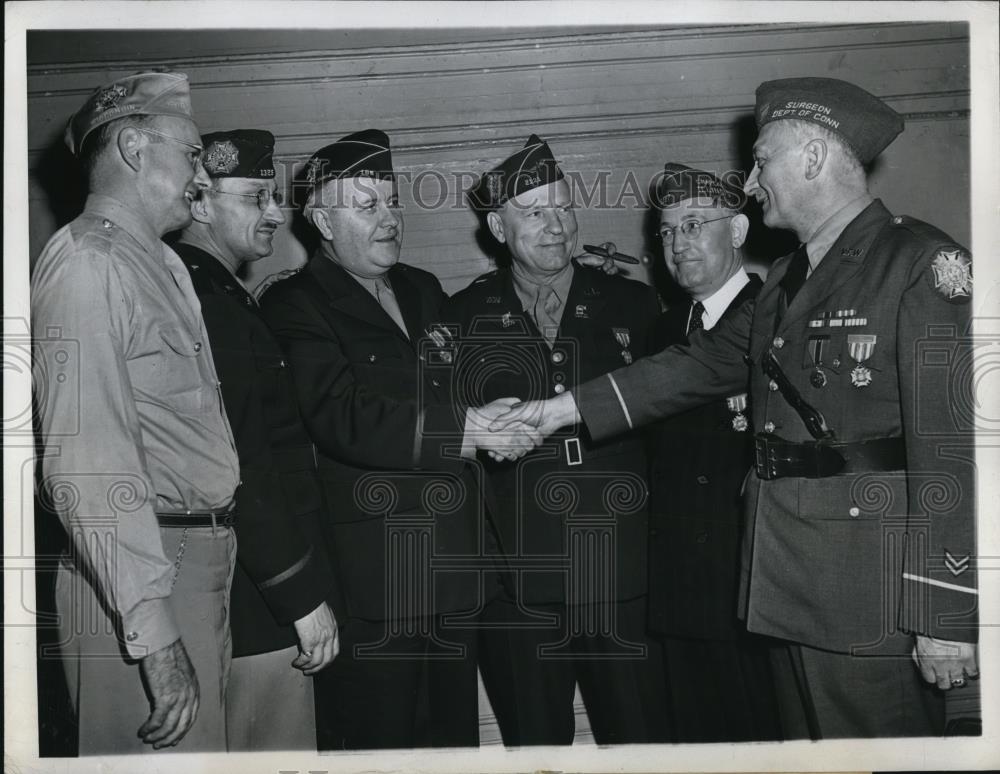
[470,134,565,210]
[65,71,195,155]
[201,130,276,179]
[653,162,745,210]
[754,77,904,164]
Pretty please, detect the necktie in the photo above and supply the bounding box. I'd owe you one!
[687,300,705,335]
[533,283,561,347]
[374,276,409,339]
[781,244,810,306]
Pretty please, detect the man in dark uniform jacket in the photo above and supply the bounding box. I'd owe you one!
[444,135,669,745]
[493,78,978,739]
[174,129,338,750]
[260,129,539,750]
[645,163,779,742]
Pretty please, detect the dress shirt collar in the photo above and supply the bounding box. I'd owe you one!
[510,261,575,315]
[83,193,164,257]
[695,266,750,331]
[804,192,874,273]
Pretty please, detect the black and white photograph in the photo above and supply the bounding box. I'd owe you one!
[5,2,999,772]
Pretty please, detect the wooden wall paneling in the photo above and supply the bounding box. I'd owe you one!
[26,22,970,296]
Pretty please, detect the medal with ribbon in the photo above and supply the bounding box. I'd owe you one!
[847,334,877,387]
[726,393,749,432]
[612,327,632,364]
[807,334,830,388]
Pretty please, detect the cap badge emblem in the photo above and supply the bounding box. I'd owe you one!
[96,85,128,112]
[203,140,240,175]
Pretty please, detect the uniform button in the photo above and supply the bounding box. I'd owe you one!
[893,216,903,224]
[102,219,113,229]
[368,354,377,363]
[193,341,202,353]
[849,506,860,518]
[695,532,708,544]
[431,379,441,388]
[772,336,785,349]
[554,383,566,394]
[763,421,775,433]
[126,631,138,642]
[769,379,779,392]
[551,350,565,364]
[696,475,709,485]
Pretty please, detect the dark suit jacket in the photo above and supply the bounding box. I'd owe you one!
[175,243,334,657]
[646,274,762,640]
[576,200,976,653]
[443,263,661,606]
[260,253,488,622]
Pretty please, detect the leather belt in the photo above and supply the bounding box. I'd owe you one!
[156,505,235,528]
[753,433,905,480]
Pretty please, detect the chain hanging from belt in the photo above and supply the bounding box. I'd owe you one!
[170,528,189,589]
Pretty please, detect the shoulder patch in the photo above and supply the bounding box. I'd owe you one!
[930,247,972,299]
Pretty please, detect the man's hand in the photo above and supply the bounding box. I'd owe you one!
[292,600,339,675]
[137,638,200,748]
[575,241,621,275]
[488,392,581,440]
[465,397,543,462]
[912,635,979,690]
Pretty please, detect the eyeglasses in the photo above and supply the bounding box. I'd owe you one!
[657,214,734,242]
[136,127,204,170]
[211,188,285,211]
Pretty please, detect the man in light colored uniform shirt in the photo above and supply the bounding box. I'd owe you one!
[33,71,240,753]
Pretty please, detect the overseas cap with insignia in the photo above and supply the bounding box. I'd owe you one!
[296,128,394,208]
[65,71,195,155]
[754,77,904,164]
[653,162,745,210]
[470,134,565,211]
[201,129,276,179]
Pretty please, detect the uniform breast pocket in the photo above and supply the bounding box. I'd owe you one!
[150,324,213,414]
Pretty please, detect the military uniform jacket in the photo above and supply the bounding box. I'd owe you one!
[444,263,661,606]
[576,200,976,652]
[646,275,762,640]
[175,243,334,657]
[260,253,487,622]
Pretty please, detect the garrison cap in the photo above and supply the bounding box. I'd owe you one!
[296,128,394,208]
[754,77,904,164]
[201,130,276,179]
[65,71,194,155]
[653,163,745,210]
[470,134,565,210]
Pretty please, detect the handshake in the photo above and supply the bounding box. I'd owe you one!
[462,393,582,462]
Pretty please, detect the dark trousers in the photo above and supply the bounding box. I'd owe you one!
[313,615,479,750]
[771,642,945,738]
[659,632,782,743]
[477,594,670,746]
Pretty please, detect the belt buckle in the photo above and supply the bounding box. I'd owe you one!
[564,437,582,466]
[754,434,778,480]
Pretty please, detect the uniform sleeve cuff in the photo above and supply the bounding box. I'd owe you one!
[121,597,181,660]
[576,373,632,442]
